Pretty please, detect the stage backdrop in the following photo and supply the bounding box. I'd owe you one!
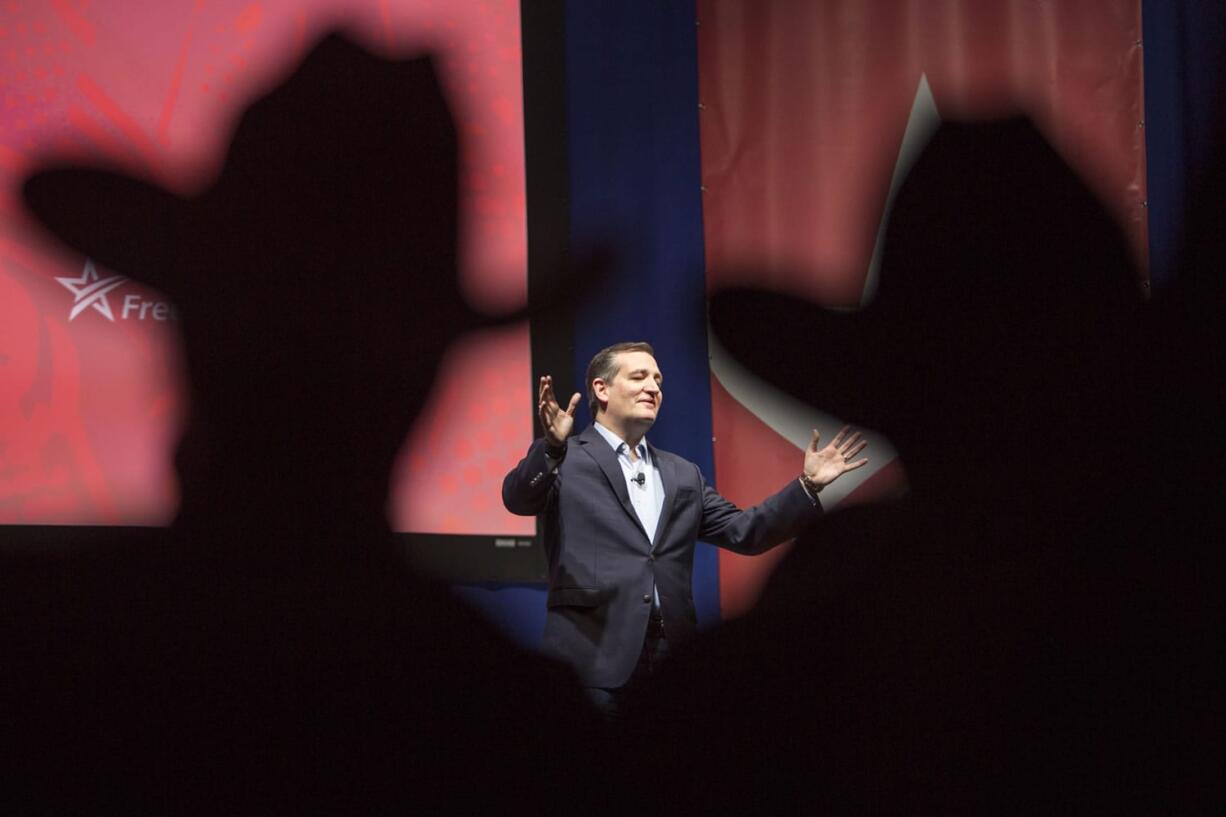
[0,0,533,536]
[697,0,1148,617]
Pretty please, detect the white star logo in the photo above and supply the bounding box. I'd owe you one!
[55,259,127,321]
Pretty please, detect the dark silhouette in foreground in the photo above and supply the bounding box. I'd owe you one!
[4,34,597,814]
[637,118,1221,814]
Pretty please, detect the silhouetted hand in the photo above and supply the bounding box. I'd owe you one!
[538,375,580,449]
[803,426,868,489]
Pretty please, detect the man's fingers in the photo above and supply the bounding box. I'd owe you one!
[540,374,563,410]
[848,440,868,458]
[541,375,559,405]
[809,428,820,451]
[829,425,851,449]
[536,377,578,437]
[846,457,869,471]
[839,432,863,453]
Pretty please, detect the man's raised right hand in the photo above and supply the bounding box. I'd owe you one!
[539,375,581,449]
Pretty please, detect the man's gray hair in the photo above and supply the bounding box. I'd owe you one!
[585,341,655,418]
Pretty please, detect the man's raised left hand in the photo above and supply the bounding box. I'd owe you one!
[803,426,868,490]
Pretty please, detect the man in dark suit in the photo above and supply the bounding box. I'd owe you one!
[502,341,867,712]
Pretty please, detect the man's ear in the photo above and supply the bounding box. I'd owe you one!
[592,379,609,412]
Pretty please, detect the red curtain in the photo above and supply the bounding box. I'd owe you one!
[698,0,1147,616]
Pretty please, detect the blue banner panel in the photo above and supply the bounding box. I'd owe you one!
[1142,0,1226,289]
[565,0,719,627]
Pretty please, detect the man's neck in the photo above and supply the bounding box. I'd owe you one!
[595,417,650,453]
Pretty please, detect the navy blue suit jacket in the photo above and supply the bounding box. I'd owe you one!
[503,424,822,688]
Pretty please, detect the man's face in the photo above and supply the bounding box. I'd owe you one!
[596,351,663,430]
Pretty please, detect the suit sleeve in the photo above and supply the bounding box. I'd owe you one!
[502,438,561,516]
[696,468,822,555]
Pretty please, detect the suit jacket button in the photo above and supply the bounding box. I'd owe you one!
[642,594,651,603]
[648,556,655,563]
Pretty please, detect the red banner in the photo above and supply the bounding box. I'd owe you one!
[0,1,532,534]
[698,0,1147,616]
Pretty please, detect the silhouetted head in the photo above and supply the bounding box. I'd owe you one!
[23,34,511,528]
[711,118,1143,504]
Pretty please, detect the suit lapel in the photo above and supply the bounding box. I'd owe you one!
[577,425,650,546]
[651,443,679,549]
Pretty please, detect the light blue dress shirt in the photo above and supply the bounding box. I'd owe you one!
[593,422,666,612]
[592,422,665,546]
